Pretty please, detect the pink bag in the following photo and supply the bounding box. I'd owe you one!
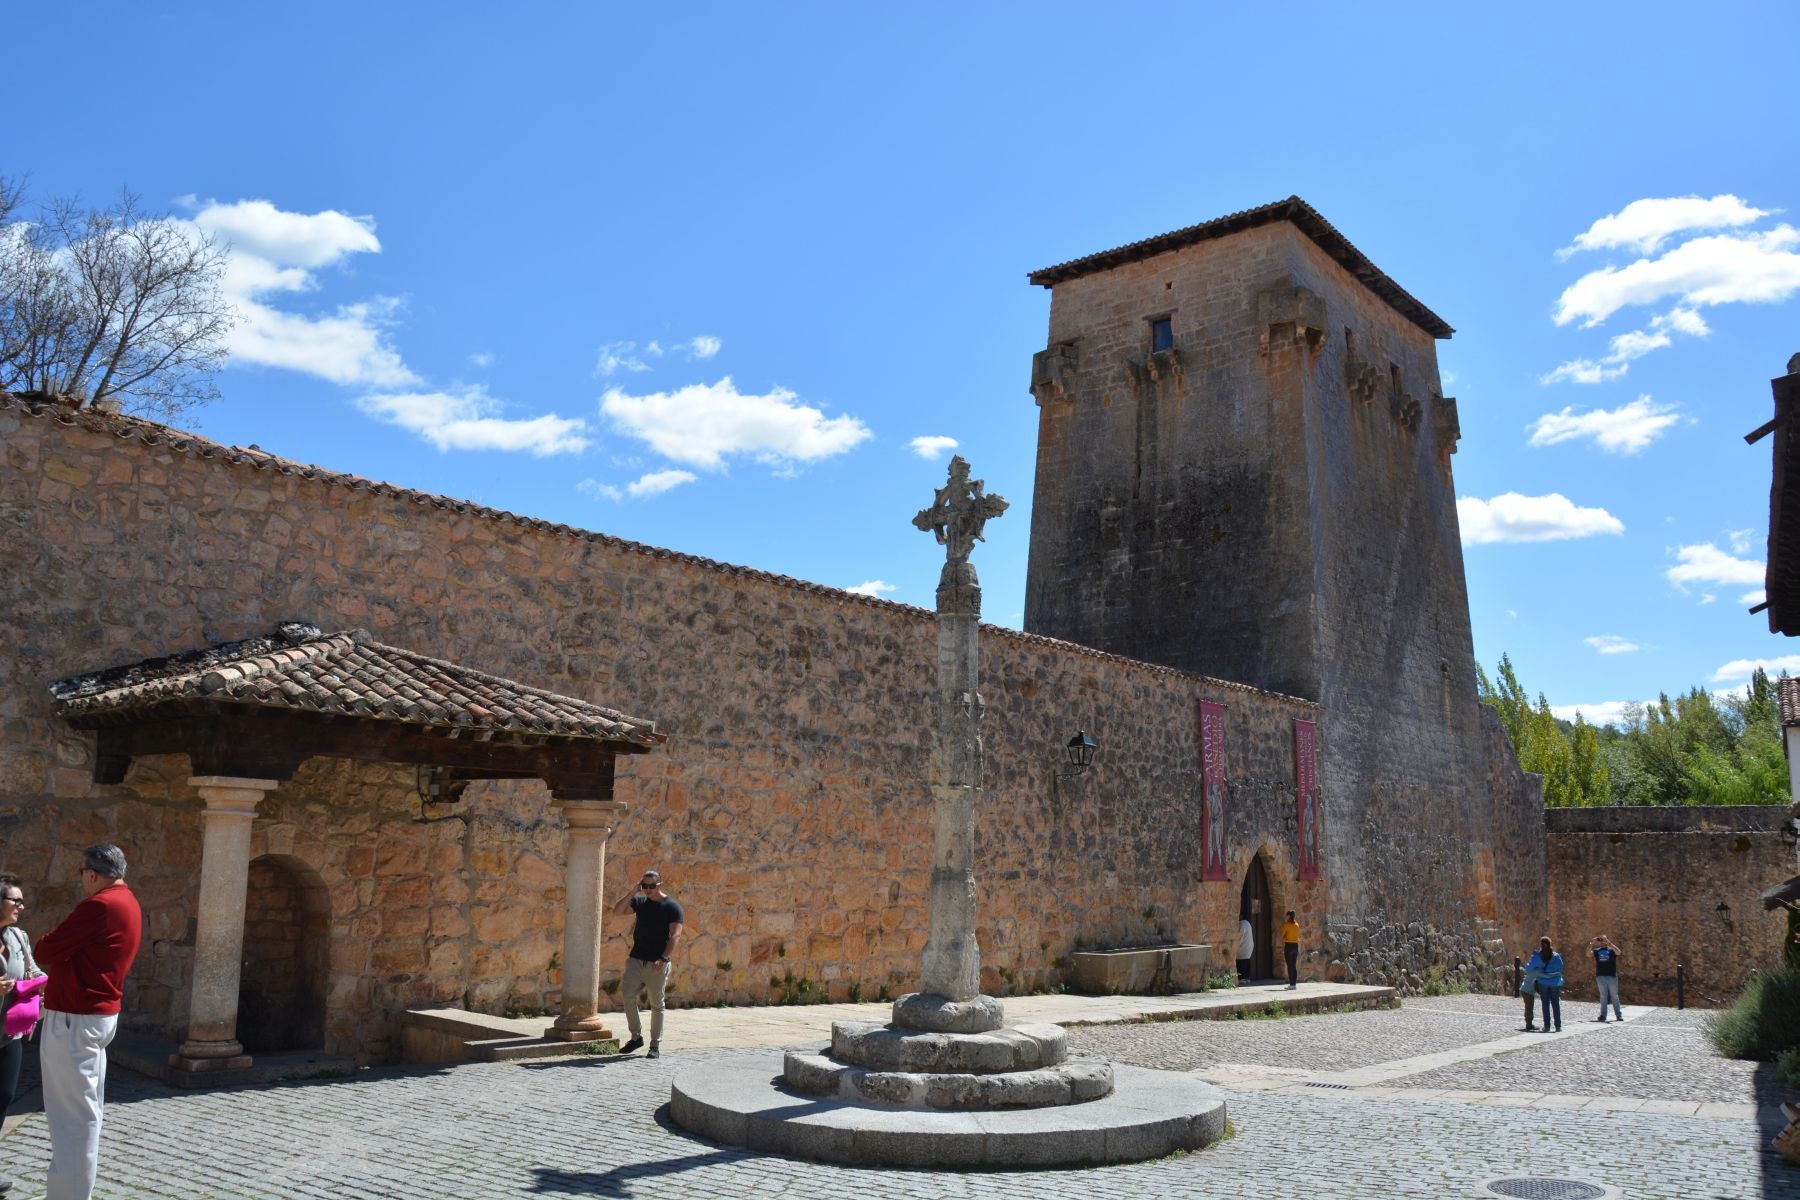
[4,975,46,1038]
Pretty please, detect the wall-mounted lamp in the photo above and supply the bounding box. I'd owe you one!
[1056,730,1098,779]
[1716,901,1732,917]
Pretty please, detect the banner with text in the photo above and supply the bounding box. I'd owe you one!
[1294,718,1321,882]
[1198,700,1229,881]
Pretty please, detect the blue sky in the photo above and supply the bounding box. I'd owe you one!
[11,3,1800,725]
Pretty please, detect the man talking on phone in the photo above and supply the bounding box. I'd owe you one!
[611,870,683,1058]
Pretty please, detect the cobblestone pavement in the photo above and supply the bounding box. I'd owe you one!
[1072,992,1531,1073]
[1400,1008,1771,1104]
[0,999,1792,1198]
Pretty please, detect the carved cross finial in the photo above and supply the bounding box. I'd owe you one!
[913,455,1008,564]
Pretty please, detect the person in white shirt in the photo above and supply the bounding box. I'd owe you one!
[1236,915,1254,982]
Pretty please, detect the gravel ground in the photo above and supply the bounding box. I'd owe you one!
[1070,992,1526,1073]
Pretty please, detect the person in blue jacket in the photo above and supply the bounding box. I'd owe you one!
[1527,936,1565,1032]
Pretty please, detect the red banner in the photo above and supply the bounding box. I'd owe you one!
[1198,701,1228,881]
[1294,719,1321,881]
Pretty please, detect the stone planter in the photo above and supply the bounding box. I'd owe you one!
[1069,944,1211,995]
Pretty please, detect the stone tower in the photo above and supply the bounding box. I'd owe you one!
[1023,197,1543,978]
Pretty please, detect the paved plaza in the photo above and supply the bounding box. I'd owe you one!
[0,990,1793,1199]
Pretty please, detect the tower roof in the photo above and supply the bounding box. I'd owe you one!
[1027,195,1454,339]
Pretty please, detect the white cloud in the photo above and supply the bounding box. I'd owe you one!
[597,341,654,377]
[1457,493,1626,545]
[909,435,959,460]
[845,580,897,597]
[1526,395,1679,454]
[1559,195,1771,259]
[1603,328,1671,362]
[1729,527,1754,555]
[1656,306,1711,337]
[1539,358,1629,386]
[577,478,622,502]
[1540,307,1711,385]
[1549,699,1651,728]
[469,352,494,368]
[188,198,418,388]
[191,199,380,268]
[1742,588,1768,606]
[1710,655,1800,685]
[625,468,696,498]
[1584,635,1639,655]
[1555,225,1800,327]
[597,335,722,377]
[1666,542,1764,591]
[227,298,417,387]
[600,376,871,471]
[358,387,590,455]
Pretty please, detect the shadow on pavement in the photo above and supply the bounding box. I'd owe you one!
[528,1106,755,1195]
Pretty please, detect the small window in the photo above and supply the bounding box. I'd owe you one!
[1150,317,1173,353]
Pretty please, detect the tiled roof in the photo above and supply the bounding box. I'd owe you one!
[2,394,1318,709]
[49,623,664,746]
[1780,677,1800,727]
[1027,195,1454,340]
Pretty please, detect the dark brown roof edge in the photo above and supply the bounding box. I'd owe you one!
[1026,195,1454,340]
[1,394,1319,710]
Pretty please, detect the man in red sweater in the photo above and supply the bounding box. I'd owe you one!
[33,844,141,1200]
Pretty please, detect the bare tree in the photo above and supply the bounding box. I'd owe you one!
[0,180,233,421]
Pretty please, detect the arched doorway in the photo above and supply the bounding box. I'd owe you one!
[1239,855,1274,981]
[237,855,330,1053]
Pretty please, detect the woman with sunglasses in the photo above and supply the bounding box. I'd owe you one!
[0,877,43,1112]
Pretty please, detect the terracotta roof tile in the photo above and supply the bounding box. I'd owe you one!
[49,622,663,747]
[1780,677,1800,727]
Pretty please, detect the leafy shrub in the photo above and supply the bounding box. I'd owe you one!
[1706,968,1800,1061]
[1776,1044,1800,1087]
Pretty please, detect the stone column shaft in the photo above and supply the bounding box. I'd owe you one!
[172,776,279,1072]
[920,565,984,1001]
[549,800,627,1041]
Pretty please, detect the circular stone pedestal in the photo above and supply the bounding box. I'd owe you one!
[669,1057,1227,1169]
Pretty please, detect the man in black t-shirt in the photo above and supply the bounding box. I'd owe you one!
[611,869,685,1057]
[1589,934,1622,1022]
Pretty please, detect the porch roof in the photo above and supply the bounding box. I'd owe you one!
[50,623,664,792]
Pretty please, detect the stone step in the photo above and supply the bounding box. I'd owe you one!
[465,1036,615,1063]
[784,1048,1114,1110]
[829,1020,1068,1074]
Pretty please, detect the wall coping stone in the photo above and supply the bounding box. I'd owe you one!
[1545,805,1796,835]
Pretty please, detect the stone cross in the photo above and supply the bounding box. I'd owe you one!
[912,455,1010,566]
[909,456,1006,1007]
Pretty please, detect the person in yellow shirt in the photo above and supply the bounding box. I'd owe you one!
[1280,911,1301,989]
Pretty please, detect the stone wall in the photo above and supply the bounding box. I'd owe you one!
[1546,806,1794,1008]
[0,398,1324,1063]
[1022,216,1543,985]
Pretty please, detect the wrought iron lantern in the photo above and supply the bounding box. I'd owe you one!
[1062,730,1097,775]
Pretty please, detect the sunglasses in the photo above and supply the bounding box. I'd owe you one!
[0,897,20,906]
[640,880,659,889]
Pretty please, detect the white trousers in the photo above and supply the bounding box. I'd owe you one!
[40,1010,116,1200]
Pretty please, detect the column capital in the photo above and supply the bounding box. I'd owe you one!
[187,777,281,815]
[554,799,628,832]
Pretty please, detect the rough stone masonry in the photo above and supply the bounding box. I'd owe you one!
[1023,197,1545,986]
